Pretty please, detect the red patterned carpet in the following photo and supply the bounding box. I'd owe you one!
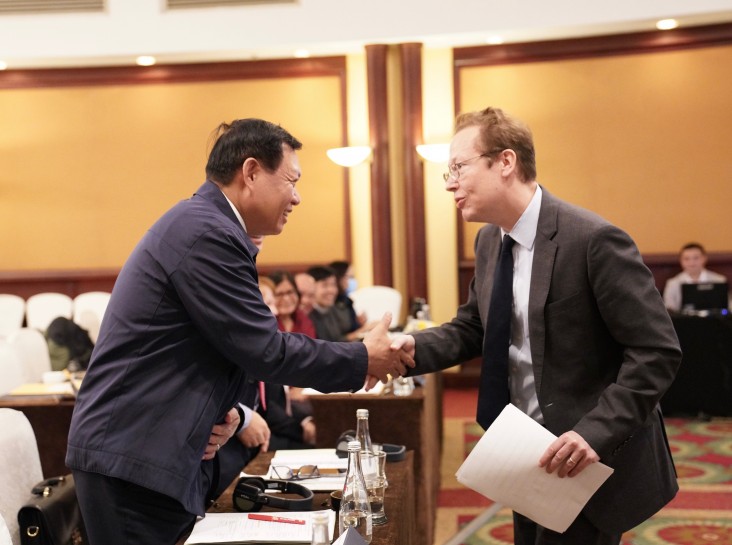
[435,388,732,545]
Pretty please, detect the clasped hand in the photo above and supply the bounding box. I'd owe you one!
[362,321,416,391]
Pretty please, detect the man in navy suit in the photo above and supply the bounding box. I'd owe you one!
[67,119,412,545]
[390,107,681,544]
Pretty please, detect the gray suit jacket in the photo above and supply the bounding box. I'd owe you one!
[413,189,681,534]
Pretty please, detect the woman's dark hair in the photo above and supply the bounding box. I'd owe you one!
[268,270,300,299]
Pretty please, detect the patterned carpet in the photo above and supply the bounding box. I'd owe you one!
[434,389,732,545]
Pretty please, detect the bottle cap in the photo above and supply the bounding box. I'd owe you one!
[356,409,369,418]
[347,440,361,451]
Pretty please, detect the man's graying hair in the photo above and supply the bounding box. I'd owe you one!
[455,107,537,182]
[205,118,302,185]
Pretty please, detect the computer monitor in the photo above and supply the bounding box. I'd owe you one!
[681,282,729,312]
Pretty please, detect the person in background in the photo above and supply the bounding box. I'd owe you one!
[389,106,681,545]
[67,118,412,545]
[308,265,375,342]
[295,272,316,314]
[215,275,274,496]
[261,270,318,449]
[663,242,727,312]
[329,260,364,331]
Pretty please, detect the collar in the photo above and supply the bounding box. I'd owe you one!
[503,185,542,250]
[221,191,248,233]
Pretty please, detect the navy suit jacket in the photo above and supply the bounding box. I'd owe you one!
[411,189,682,534]
[67,180,367,516]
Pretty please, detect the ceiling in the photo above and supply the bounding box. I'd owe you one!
[1,0,732,69]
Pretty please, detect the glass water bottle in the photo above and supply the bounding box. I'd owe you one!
[338,440,373,543]
[355,409,373,454]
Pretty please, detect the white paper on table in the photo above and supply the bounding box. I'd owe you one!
[301,381,385,396]
[266,449,346,491]
[184,510,335,544]
[456,404,614,533]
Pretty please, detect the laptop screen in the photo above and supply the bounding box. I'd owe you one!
[681,282,729,311]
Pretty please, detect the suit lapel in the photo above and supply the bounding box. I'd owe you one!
[529,189,558,395]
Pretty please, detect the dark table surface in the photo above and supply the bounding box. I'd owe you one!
[662,314,732,417]
[179,450,416,545]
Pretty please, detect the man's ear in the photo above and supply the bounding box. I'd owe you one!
[498,149,517,177]
[241,157,259,186]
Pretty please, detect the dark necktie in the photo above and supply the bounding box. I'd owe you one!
[476,234,516,430]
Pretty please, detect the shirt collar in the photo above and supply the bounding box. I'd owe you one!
[222,191,247,233]
[503,185,542,251]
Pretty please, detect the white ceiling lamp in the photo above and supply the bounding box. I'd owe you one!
[136,55,156,66]
[656,19,679,30]
[416,143,450,163]
[326,146,372,167]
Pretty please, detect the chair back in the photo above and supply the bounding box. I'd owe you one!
[6,329,52,383]
[25,293,73,333]
[350,286,403,328]
[0,409,44,545]
[0,295,25,339]
[0,344,25,396]
[73,291,111,343]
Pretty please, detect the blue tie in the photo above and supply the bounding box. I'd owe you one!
[476,234,515,430]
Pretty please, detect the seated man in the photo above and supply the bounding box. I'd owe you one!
[663,242,727,312]
[308,266,374,341]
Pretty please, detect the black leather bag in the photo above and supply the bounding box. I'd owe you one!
[17,474,86,545]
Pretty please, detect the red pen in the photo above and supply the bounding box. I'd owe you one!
[247,513,306,525]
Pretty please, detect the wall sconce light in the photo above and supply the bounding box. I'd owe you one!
[416,143,450,163]
[326,146,372,167]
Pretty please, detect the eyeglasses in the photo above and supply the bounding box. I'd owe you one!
[274,289,298,299]
[442,149,504,182]
[271,465,320,481]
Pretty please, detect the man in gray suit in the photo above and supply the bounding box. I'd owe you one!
[390,107,681,544]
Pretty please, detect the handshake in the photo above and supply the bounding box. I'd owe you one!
[361,313,417,391]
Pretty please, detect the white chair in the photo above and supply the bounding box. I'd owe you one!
[0,515,13,545]
[25,293,73,333]
[0,343,25,396]
[0,295,25,340]
[0,409,44,545]
[349,286,403,328]
[6,328,52,384]
[73,291,111,343]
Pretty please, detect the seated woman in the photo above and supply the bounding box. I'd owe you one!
[263,270,318,450]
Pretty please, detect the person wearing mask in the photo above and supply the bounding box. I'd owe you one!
[67,118,412,545]
[662,242,727,312]
[329,260,365,331]
[389,107,681,545]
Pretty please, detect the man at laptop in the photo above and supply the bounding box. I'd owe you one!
[663,242,728,312]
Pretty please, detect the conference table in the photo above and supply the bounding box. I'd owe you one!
[177,450,416,545]
[661,313,732,417]
[307,373,442,545]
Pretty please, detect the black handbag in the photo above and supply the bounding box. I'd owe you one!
[17,474,86,545]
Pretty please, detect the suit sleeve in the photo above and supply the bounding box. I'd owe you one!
[171,226,367,393]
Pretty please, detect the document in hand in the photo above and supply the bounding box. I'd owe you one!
[184,511,335,544]
[456,404,614,533]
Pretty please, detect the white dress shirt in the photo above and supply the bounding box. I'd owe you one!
[504,185,544,423]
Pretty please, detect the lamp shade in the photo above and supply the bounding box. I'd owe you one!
[326,146,371,167]
[416,143,450,163]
